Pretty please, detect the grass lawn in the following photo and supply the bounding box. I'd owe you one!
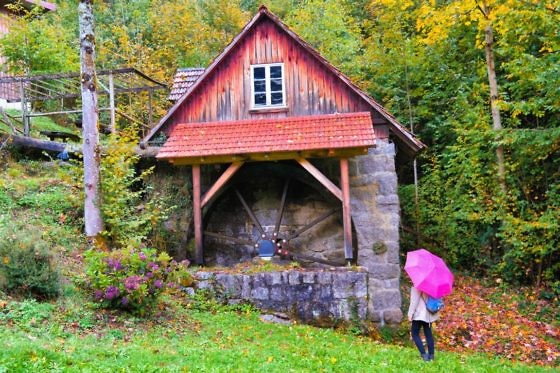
[0,109,78,139]
[0,295,555,373]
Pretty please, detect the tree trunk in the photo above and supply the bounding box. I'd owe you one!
[483,15,507,193]
[79,0,103,237]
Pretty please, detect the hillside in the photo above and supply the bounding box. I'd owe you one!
[0,158,558,370]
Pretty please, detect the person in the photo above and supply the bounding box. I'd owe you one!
[407,286,439,361]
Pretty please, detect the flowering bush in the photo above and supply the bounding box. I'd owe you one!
[84,247,191,314]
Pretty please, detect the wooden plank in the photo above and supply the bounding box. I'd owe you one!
[192,164,203,264]
[108,72,116,133]
[201,161,244,207]
[296,157,342,201]
[340,158,353,263]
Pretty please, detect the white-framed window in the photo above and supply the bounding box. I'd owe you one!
[250,63,286,109]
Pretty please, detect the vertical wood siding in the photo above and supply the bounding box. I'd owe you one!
[169,18,387,134]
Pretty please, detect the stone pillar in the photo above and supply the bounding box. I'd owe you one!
[349,140,402,325]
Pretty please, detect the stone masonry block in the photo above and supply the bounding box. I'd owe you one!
[370,289,401,311]
[288,271,301,285]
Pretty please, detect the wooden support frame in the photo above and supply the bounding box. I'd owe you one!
[201,161,244,207]
[192,165,203,265]
[190,157,354,266]
[340,158,353,263]
[193,162,245,265]
[296,158,343,201]
[296,157,353,262]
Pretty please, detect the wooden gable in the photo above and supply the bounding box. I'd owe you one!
[143,6,425,156]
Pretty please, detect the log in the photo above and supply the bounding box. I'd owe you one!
[11,135,67,153]
[9,134,161,158]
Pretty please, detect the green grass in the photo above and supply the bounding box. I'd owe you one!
[1,109,77,138]
[0,160,84,252]
[0,296,554,372]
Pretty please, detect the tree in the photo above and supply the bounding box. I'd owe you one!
[79,0,103,239]
[0,3,78,75]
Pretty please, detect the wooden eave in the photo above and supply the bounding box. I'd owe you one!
[167,147,370,166]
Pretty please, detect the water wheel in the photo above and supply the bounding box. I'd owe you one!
[202,162,347,267]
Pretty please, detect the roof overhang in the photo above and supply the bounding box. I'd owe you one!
[157,112,375,165]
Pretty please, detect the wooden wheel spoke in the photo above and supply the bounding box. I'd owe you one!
[274,178,290,235]
[235,188,266,236]
[204,231,255,246]
[286,208,340,240]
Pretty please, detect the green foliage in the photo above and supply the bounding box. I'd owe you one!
[381,1,560,289]
[284,0,364,78]
[98,127,172,248]
[0,226,60,300]
[0,299,55,327]
[84,247,191,315]
[0,3,78,74]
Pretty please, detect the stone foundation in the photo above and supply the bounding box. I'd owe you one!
[194,268,369,325]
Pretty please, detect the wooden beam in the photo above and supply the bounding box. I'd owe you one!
[108,72,116,133]
[201,161,244,208]
[296,157,342,201]
[166,147,369,166]
[340,158,353,263]
[192,165,203,265]
[20,81,29,136]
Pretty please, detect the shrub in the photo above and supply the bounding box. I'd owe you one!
[0,227,60,300]
[98,127,173,248]
[84,247,191,315]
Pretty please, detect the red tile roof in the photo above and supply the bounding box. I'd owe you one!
[168,68,205,101]
[157,112,375,162]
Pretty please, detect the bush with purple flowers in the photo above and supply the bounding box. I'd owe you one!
[84,247,191,314]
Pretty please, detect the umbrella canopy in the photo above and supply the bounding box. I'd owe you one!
[404,249,454,298]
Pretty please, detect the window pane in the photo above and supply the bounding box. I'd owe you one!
[271,92,283,105]
[254,80,266,92]
[270,78,282,92]
[253,67,265,79]
[270,66,282,79]
[254,93,266,105]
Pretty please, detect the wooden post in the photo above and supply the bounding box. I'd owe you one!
[148,89,153,127]
[340,158,353,264]
[20,80,29,136]
[108,71,116,133]
[192,164,203,265]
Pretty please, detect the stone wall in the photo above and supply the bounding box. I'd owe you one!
[349,141,402,325]
[194,268,369,325]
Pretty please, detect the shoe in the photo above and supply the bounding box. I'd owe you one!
[428,354,435,361]
[421,354,430,361]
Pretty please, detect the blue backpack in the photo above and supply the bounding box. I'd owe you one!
[424,295,444,314]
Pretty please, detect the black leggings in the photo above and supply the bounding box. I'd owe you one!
[411,320,434,355]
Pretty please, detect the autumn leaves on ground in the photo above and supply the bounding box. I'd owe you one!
[429,275,559,366]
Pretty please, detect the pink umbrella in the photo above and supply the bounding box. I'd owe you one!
[404,249,454,298]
